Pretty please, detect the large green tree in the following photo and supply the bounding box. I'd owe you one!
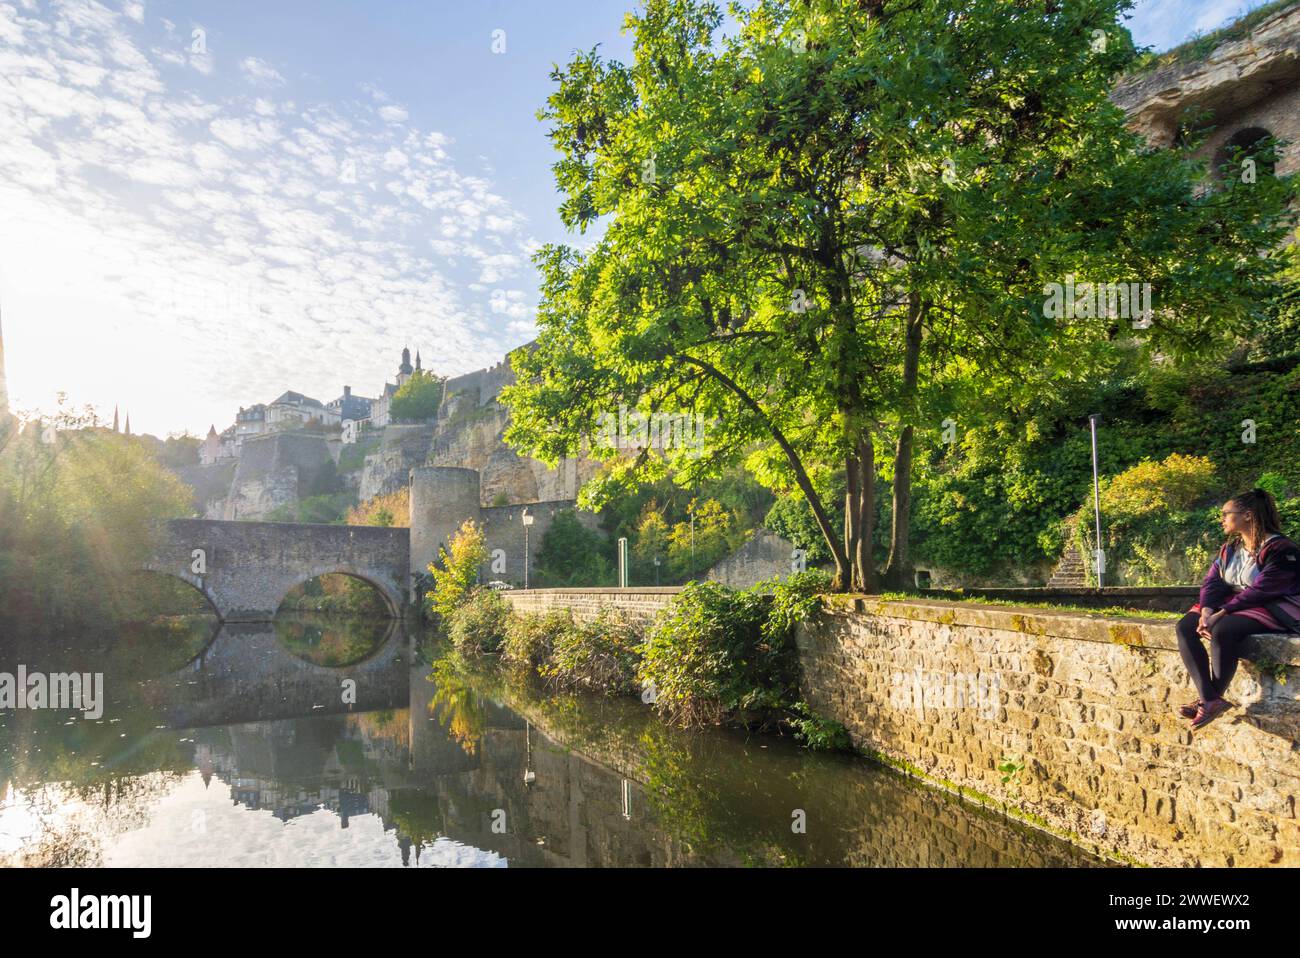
[504,0,1295,591]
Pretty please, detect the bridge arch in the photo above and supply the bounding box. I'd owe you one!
[133,566,225,621]
[274,567,402,619]
[145,519,410,622]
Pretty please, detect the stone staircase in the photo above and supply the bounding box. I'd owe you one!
[1046,539,1088,587]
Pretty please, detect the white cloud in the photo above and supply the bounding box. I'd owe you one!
[240,55,283,86]
[0,0,536,435]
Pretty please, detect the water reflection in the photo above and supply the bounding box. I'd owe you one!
[0,618,1110,868]
[274,612,393,667]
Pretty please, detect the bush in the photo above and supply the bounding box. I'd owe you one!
[540,610,640,695]
[447,588,510,656]
[787,701,853,752]
[1074,453,1221,585]
[502,609,573,672]
[637,581,780,728]
[428,519,488,619]
[532,509,615,587]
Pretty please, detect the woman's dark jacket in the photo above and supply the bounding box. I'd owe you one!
[1197,534,1300,617]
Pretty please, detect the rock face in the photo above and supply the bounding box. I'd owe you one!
[222,433,337,520]
[1112,3,1300,176]
[359,424,434,502]
[425,362,598,506]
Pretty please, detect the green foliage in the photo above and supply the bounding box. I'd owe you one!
[390,370,444,423]
[532,509,616,587]
[0,410,194,631]
[761,569,832,645]
[540,610,641,695]
[1073,453,1222,585]
[338,435,379,474]
[764,476,845,563]
[502,609,573,672]
[278,573,390,616]
[1256,471,1290,500]
[266,492,353,524]
[446,587,510,657]
[638,581,787,728]
[504,0,1295,593]
[787,702,852,753]
[428,519,489,619]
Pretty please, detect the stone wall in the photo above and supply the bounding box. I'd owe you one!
[705,529,804,589]
[797,596,1300,866]
[501,588,681,629]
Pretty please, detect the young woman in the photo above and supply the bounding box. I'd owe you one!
[1175,488,1300,731]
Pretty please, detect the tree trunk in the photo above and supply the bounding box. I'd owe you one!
[844,435,876,593]
[884,293,923,590]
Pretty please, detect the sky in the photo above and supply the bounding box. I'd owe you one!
[0,0,1282,437]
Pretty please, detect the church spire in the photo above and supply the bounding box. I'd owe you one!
[415,350,421,371]
[124,412,130,436]
[113,405,119,432]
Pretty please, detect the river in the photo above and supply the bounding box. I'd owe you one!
[0,614,1106,867]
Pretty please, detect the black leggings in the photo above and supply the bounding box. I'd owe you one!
[1175,611,1259,701]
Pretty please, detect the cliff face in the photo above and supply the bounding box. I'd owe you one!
[221,433,339,520]
[359,425,434,502]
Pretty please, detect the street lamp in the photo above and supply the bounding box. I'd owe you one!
[522,509,534,590]
[653,555,660,586]
[1088,414,1105,588]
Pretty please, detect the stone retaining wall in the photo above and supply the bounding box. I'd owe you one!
[797,596,1300,867]
[500,587,681,628]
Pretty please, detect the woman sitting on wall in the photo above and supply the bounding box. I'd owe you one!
[1175,489,1300,731]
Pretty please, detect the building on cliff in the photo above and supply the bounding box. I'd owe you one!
[369,347,422,428]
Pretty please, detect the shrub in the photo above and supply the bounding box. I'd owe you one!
[787,701,853,752]
[447,588,510,656]
[637,581,777,728]
[541,610,640,695]
[428,519,488,619]
[1074,453,1221,585]
[502,609,573,672]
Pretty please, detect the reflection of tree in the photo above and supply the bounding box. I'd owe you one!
[274,613,388,666]
[426,658,486,757]
[105,613,219,675]
[389,789,444,848]
[1,771,188,867]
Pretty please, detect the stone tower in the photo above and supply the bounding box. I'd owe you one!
[409,466,482,582]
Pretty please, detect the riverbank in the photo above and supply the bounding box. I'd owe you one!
[490,586,1300,867]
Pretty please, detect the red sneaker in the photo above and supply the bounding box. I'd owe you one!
[1176,699,1200,719]
[1189,698,1234,731]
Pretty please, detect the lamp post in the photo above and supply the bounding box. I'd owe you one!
[1089,414,1105,588]
[522,509,534,590]
[653,555,660,586]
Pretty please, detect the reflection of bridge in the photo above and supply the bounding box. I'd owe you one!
[145,518,409,621]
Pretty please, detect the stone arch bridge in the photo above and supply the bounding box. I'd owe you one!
[145,519,409,621]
